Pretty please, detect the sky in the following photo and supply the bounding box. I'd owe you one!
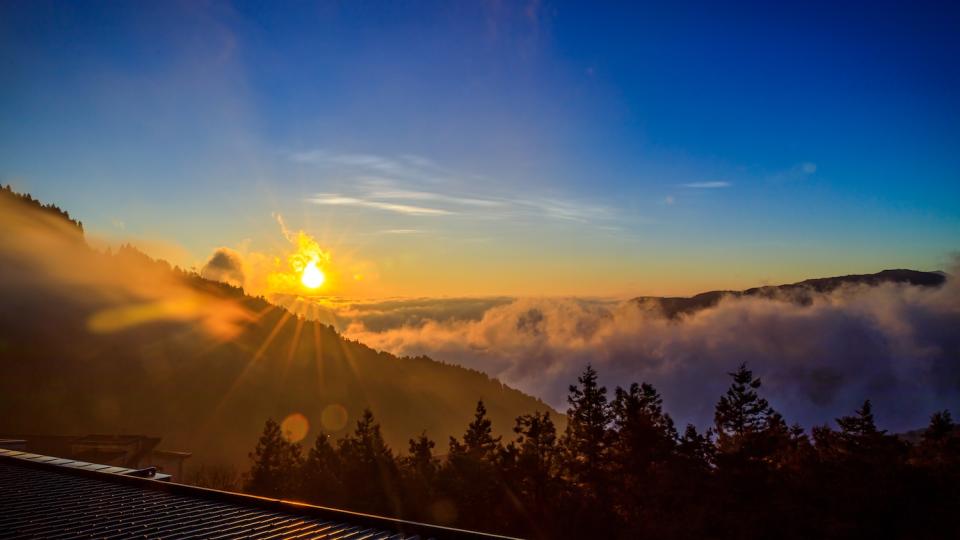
[2,0,958,297]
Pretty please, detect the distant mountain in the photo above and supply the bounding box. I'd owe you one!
[635,269,947,319]
[0,187,560,469]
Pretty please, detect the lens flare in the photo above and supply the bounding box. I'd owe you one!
[320,403,348,432]
[301,260,325,289]
[280,412,310,443]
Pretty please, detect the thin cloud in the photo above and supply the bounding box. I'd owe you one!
[295,149,620,225]
[368,189,505,208]
[515,198,611,223]
[378,229,427,235]
[682,181,732,188]
[309,194,453,216]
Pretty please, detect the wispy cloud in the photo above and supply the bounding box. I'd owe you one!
[368,189,505,208]
[515,198,610,223]
[308,194,453,216]
[682,181,732,189]
[378,228,427,235]
[294,149,621,226]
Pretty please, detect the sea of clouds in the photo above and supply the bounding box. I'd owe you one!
[321,279,960,433]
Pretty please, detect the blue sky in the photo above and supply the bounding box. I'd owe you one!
[2,0,958,296]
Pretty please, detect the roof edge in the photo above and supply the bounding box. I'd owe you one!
[0,450,519,540]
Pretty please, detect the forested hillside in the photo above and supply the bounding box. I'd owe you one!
[0,186,560,468]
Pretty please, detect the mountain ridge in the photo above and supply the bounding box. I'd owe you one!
[634,268,947,319]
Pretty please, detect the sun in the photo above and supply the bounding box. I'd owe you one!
[300,260,325,289]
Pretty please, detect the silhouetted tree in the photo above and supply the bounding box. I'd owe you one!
[561,364,612,486]
[558,364,615,536]
[399,431,439,523]
[244,418,303,498]
[450,400,502,459]
[337,409,401,516]
[299,432,342,505]
[510,411,560,536]
[405,431,438,482]
[441,401,508,533]
[714,363,777,456]
[677,424,714,468]
[915,410,960,467]
[235,367,960,540]
[607,382,683,533]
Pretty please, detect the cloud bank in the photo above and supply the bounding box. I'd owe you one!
[337,280,959,432]
[200,247,245,287]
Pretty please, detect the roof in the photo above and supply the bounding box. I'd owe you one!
[0,449,515,540]
[0,433,166,469]
[1,448,173,481]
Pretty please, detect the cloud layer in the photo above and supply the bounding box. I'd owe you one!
[338,280,959,432]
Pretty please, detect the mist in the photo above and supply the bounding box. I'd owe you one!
[338,279,960,432]
[0,194,252,343]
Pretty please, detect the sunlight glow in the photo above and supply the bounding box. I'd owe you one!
[280,412,310,443]
[301,260,325,289]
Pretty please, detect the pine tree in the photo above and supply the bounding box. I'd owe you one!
[714,363,779,457]
[830,400,905,464]
[715,364,772,437]
[405,431,438,482]
[677,424,714,468]
[337,409,401,516]
[561,364,612,487]
[442,400,506,533]
[452,400,501,460]
[916,410,960,468]
[244,418,303,498]
[300,432,342,505]
[398,432,438,524]
[611,382,678,465]
[513,411,559,519]
[557,364,615,537]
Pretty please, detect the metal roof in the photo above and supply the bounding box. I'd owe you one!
[0,449,515,540]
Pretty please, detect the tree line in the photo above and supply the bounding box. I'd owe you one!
[234,364,959,539]
[1,184,84,231]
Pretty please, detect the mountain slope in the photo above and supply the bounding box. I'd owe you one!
[0,187,560,468]
[635,269,947,318]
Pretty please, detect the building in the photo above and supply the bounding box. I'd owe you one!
[0,433,192,480]
[0,448,514,539]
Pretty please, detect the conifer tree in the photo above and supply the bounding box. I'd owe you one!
[442,400,506,533]
[300,432,342,505]
[561,364,612,486]
[916,410,960,468]
[677,424,714,468]
[244,418,303,498]
[612,382,678,465]
[714,363,778,457]
[406,431,438,481]
[715,364,772,437]
[557,364,616,537]
[337,409,401,516]
[513,411,559,518]
[452,400,501,460]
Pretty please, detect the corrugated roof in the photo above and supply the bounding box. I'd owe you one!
[0,449,515,540]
